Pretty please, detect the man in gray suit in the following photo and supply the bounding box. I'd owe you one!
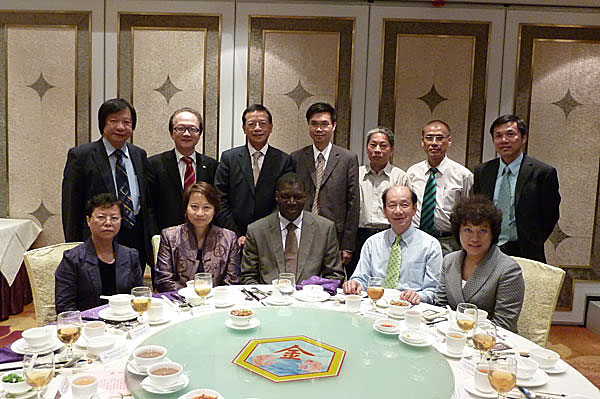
[291,102,359,274]
[240,173,344,285]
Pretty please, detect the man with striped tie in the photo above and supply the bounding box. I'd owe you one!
[406,120,473,255]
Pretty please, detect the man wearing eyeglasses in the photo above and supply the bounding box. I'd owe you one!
[406,120,473,254]
[147,107,218,231]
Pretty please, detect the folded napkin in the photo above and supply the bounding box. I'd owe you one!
[0,346,23,364]
[296,276,341,296]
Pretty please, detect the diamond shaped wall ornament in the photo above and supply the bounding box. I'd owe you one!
[27,72,55,100]
[284,80,313,109]
[552,89,582,119]
[548,224,569,248]
[417,83,448,113]
[154,74,182,104]
[30,200,55,227]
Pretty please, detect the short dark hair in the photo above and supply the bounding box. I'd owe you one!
[85,193,121,217]
[242,104,272,125]
[450,194,503,246]
[366,126,394,147]
[381,185,417,208]
[183,182,222,214]
[422,120,451,136]
[169,107,203,134]
[276,172,306,193]
[306,102,336,123]
[489,115,528,138]
[98,98,137,135]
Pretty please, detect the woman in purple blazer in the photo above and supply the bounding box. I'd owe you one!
[154,182,241,292]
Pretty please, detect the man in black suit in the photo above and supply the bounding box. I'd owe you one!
[147,107,218,231]
[214,104,293,246]
[62,98,154,272]
[473,114,560,262]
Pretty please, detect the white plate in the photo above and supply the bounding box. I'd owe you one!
[264,296,293,306]
[148,316,171,326]
[436,320,474,338]
[225,318,260,330]
[294,290,330,302]
[372,323,400,335]
[178,388,224,399]
[386,309,406,319]
[463,379,497,398]
[0,390,36,399]
[398,333,434,347]
[141,374,189,394]
[177,287,214,299]
[213,300,236,308]
[541,359,567,374]
[98,308,137,322]
[10,337,64,355]
[126,357,172,376]
[517,368,549,388]
[432,342,474,358]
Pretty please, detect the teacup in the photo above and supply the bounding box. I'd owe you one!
[446,331,466,354]
[84,321,105,338]
[133,345,167,368]
[530,348,560,369]
[405,310,422,329]
[213,286,229,305]
[148,362,183,387]
[517,356,539,379]
[22,326,53,348]
[229,308,254,326]
[147,299,164,322]
[109,294,132,315]
[345,295,362,313]
[71,374,98,399]
[474,364,493,393]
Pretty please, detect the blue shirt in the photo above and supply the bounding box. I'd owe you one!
[493,153,523,244]
[102,137,140,214]
[350,225,442,303]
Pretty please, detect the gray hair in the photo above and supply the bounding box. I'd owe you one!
[366,126,394,147]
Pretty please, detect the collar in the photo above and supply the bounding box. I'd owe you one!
[384,224,415,246]
[499,152,523,176]
[365,162,393,177]
[175,148,196,164]
[426,156,449,174]
[248,143,269,157]
[312,142,332,162]
[278,212,303,231]
[102,137,130,158]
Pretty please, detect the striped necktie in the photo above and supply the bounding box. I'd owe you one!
[182,156,195,191]
[384,235,402,288]
[312,153,325,215]
[419,167,438,235]
[114,149,136,229]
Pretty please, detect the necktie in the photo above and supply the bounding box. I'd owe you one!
[312,153,325,215]
[284,223,298,274]
[182,156,195,192]
[420,167,438,235]
[114,149,136,229]
[252,151,262,185]
[497,167,513,244]
[384,235,402,289]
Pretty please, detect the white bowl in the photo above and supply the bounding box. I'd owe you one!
[401,329,427,343]
[70,374,98,399]
[22,326,53,348]
[1,371,30,395]
[388,299,412,316]
[109,294,133,315]
[148,362,183,386]
[87,336,115,356]
[133,345,167,367]
[374,319,400,333]
[517,356,539,379]
[229,308,254,326]
[530,348,560,369]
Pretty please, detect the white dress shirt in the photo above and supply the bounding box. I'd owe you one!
[175,148,197,188]
[312,142,332,165]
[359,163,408,228]
[248,143,269,171]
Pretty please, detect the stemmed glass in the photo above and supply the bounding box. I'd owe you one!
[456,303,478,334]
[473,320,497,362]
[278,273,295,303]
[23,352,55,399]
[56,310,82,361]
[488,356,517,398]
[130,286,152,323]
[194,272,213,306]
[367,276,384,310]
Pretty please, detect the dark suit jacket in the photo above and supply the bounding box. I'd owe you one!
[147,149,218,231]
[61,138,155,263]
[214,145,293,237]
[291,144,359,252]
[473,154,561,262]
[240,211,344,284]
[154,223,240,292]
[54,239,143,313]
[434,245,525,332]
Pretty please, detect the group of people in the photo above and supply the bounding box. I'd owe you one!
[55,98,561,334]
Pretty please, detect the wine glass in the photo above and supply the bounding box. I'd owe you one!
[56,310,82,361]
[456,303,478,334]
[488,356,517,398]
[130,286,152,323]
[23,352,54,399]
[367,276,384,310]
[278,273,295,302]
[194,272,213,306]
[473,320,497,362]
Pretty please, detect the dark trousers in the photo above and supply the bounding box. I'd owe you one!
[116,218,149,278]
[346,226,388,278]
[499,240,522,258]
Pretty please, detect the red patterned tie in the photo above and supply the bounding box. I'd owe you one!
[183,157,195,191]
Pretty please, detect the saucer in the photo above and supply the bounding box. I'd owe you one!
[177,287,214,299]
[436,320,474,337]
[432,342,474,358]
[225,318,260,330]
[542,359,567,374]
[98,308,137,322]
[517,368,549,388]
[398,332,434,347]
[148,316,171,326]
[10,337,64,355]
[294,290,330,302]
[141,374,189,394]
[178,388,224,399]
[213,300,235,308]
[264,296,293,306]
[463,379,497,398]
[126,357,172,376]
[387,309,406,319]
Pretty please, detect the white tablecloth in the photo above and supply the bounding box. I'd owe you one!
[0,218,42,286]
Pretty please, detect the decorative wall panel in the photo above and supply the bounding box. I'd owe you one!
[515,24,600,310]
[119,14,220,158]
[379,20,489,170]
[248,16,354,153]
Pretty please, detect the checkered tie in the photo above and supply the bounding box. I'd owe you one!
[312,153,325,215]
[384,235,402,289]
[182,156,195,191]
[420,167,438,235]
[114,149,136,229]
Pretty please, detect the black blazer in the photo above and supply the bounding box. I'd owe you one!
[147,149,218,231]
[61,138,154,262]
[473,154,560,262]
[214,145,293,237]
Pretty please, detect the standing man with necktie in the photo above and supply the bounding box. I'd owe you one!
[147,107,218,231]
[62,98,154,273]
[406,120,473,254]
[343,185,442,304]
[473,115,560,262]
[291,102,360,275]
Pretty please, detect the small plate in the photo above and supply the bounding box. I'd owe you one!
[225,318,260,330]
[542,359,567,374]
[387,309,405,319]
[372,323,400,335]
[463,379,497,398]
[148,316,171,326]
[213,300,236,308]
[432,342,474,358]
[264,296,293,306]
[436,320,474,338]
[178,388,224,399]
[294,290,330,302]
[517,368,549,388]
[177,287,214,299]
[141,374,189,394]
[126,357,172,376]
[98,308,137,322]
[10,337,64,355]
[398,332,434,347]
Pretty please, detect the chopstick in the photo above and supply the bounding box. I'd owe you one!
[242,288,266,306]
[161,295,180,312]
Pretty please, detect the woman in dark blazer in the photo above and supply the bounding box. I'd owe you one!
[434,195,525,332]
[55,193,143,313]
[154,182,240,292]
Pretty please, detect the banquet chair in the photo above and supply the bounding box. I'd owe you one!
[152,234,160,266]
[23,242,82,326]
[512,256,565,347]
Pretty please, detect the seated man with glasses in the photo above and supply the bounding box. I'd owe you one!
[55,193,143,313]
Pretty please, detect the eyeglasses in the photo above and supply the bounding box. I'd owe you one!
[423,135,449,143]
[309,121,331,129]
[245,120,270,129]
[173,125,200,134]
[93,215,121,223]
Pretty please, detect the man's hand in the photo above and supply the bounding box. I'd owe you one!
[237,236,246,247]
[400,289,421,305]
[343,280,362,294]
[340,250,352,265]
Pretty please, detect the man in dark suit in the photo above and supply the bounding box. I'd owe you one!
[291,102,359,273]
[214,104,293,246]
[473,114,561,262]
[147,107,218,231]
[61,98,154,272]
